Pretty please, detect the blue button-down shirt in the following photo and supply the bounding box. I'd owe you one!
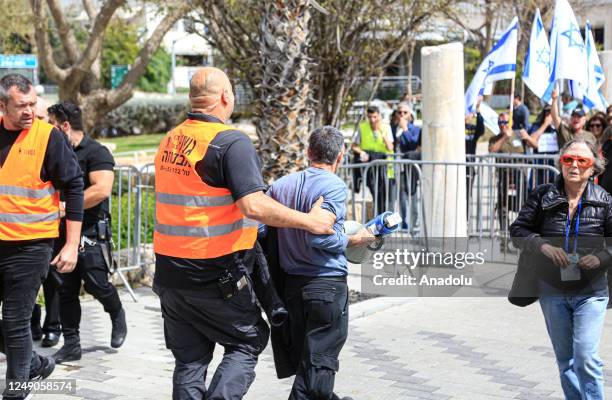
[267,167,349,277]
[398,123,421,153]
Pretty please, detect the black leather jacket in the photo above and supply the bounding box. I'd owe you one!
[510,177,612,294]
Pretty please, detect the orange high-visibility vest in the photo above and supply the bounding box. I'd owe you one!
[0,118,60,240]
[154,119,258,259]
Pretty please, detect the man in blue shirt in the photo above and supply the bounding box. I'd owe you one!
[267,126,373,400]
[512,94,530,131]
[395,103,421,233]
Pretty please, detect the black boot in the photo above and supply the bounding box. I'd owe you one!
[110,308,127,349]
[30,355,55,381]
[52,343,82,364]
[41,332,60,348]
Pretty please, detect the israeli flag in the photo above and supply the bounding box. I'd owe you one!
[579,21,608,110]
[542,0,587,103]
[479,102,500,135]
[465,17,519,115]
[523,9,551,99]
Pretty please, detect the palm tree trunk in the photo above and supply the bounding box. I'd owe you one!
[257,0,312,183]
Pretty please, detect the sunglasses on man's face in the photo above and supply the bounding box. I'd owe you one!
[498,120,509,126]
[590,123,603,128]
[560,154,594,169]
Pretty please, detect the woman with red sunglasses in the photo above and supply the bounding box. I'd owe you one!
[510,138,611,400]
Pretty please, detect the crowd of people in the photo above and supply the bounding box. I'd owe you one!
[348,91,612,242]
[349,94,612,400]
[0,66,611,400]
[351,103,422,234]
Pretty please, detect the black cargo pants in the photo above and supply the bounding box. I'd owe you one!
[285,275,349,400]
[154,272,270,400]
[57,236,122,345]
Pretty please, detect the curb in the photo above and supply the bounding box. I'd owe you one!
[348,296,415,321]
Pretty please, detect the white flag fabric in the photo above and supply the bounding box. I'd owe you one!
[523,9,551,99]
[479,102,500,136]
[465,17,519,115]
[581,21,608,110]
[542,0,587,103]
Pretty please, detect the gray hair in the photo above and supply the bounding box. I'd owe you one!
[397,102,413,114]
[557,138,606,176]
[0,74,33,103]
[308,126,345,165]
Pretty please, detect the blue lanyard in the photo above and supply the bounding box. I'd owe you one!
[564,200,582,254]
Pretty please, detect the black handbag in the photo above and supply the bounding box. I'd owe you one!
[508,250,539,307]
[508,208,544,307]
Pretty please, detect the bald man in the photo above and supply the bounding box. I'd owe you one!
[35,96,49,122]
[153,67,335,400]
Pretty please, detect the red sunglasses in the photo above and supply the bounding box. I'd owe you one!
[560,154,594,168]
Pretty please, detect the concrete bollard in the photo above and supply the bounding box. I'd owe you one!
[420,42,467,238]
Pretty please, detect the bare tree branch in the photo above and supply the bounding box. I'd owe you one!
[82,0,97,20]
[29,0,68,82]
[68,0,125,85]
[46,0,80,63]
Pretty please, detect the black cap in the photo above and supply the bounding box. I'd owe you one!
[571,107,586,117]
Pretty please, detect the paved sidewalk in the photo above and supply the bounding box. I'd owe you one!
[2,287,611,400]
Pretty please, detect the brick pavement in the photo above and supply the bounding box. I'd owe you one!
[1,287,611,400]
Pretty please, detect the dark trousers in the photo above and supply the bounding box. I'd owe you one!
[40,272,61,335]
[31,239,62,336]
[154,275,270,400]
[58,239,122,345]
[285,275,349,400]
[0,242,52,399]
[496,169,523,235]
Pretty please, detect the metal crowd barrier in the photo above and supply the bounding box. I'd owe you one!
[109,165,141,301]
[110,154,562,297]
[338,158,560,263]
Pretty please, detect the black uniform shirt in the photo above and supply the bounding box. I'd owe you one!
[72,135,115,231]
[0,121,84,245]
[465,113,484,156]
[154,113,266,289]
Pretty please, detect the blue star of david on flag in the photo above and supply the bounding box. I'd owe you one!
[536,48,550,65]
[482,60,494,74]
[561,24,584,50]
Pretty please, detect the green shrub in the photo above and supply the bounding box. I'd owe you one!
[94,97,189,137]
[110,175,155,249]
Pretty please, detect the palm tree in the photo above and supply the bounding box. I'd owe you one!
[257,0,312,182]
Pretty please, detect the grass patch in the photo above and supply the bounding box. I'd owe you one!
[102,133,166,153]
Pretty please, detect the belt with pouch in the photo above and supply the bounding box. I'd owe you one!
[79,219,116,273]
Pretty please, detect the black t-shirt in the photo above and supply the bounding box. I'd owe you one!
[73,135,115,231]
[154,113,266,288]
[465,113,484,155]
[0,122,84,245]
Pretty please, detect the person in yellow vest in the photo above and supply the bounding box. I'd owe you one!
[0,74,84,399]
[351,106,395,215]
[153,67,335,400]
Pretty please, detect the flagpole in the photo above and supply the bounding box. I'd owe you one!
[509,76,516,129]
[557,80,563,116]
